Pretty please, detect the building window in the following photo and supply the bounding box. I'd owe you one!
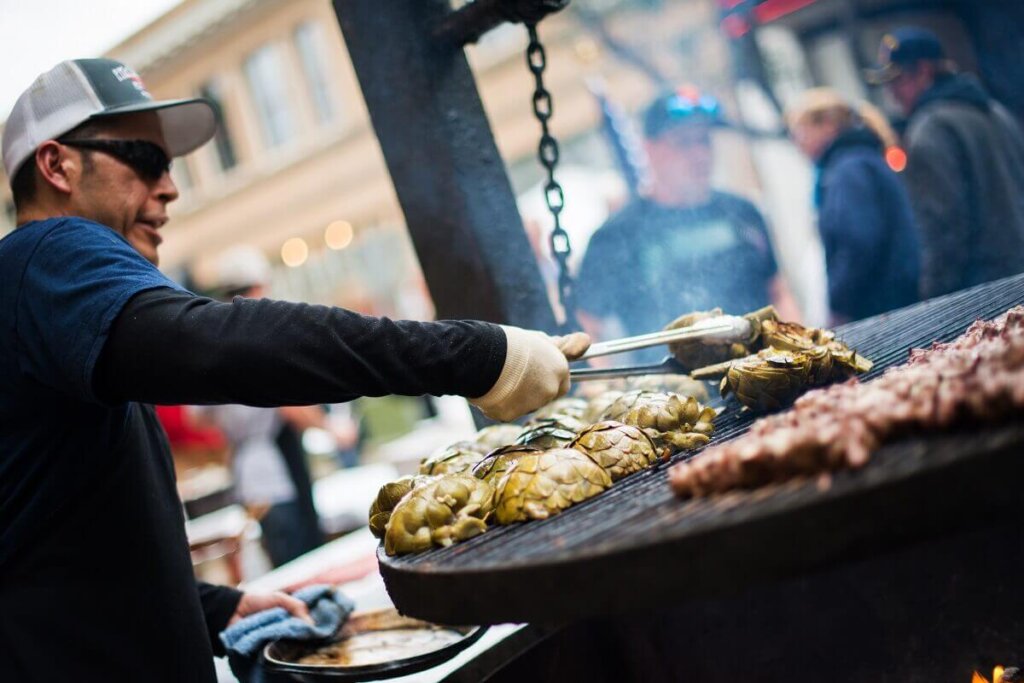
[294,21,338,125]
[244,43,297,147]
[199,79,238,171]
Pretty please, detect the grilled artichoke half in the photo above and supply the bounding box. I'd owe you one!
[419,441,487,476]
[473,424,526,451]
[472,444,543,485]
[665,306,776,370]
[583,390,626,423]
[531,397,589,422]
[599,390,716,450]
[384,474,495,556]
[515,419,580,450]
[571,421,659,481]
[368,475,437,539]
[493,449,612,525]
[691,322,874,412]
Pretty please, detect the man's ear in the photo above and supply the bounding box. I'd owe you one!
[34,141,75,196]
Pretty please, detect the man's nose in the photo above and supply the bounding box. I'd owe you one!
[155,170,179,204]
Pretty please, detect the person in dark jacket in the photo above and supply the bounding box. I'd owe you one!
[787,88,920,323]
[0,58,587,683]
[867,26,1024,299]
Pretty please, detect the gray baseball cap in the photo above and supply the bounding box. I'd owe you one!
[2,58,216,179]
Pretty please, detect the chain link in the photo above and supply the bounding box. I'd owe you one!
[526,23,579,333]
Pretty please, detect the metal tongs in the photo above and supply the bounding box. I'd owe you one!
[570,315,754,381]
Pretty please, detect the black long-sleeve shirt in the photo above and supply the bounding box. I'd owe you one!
[0,218,505,683]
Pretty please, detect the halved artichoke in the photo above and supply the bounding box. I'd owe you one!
[664,307,774,370]
[583,390,626,423]
[515,419,580,449]
[531,397,589,422]
[368,475,436,539]
[419,441,487,476]
[472,444,542,485]
[600,390,716,452]
[571,421,659,480]
[493,448,612,524]
[473,424,524,451]
[384,474,495,556]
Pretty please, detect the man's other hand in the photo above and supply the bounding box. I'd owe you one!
[228,591,313,626]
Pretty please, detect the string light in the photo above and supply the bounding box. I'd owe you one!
[281,237,309,267]
[325,220,354,250]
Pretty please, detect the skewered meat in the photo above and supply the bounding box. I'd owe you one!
[670,306,1024,497]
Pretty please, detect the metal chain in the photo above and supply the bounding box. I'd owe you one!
[526,23,579,333]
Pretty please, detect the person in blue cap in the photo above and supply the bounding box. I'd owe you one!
[867,26,1024,298]
[576,87,800,359]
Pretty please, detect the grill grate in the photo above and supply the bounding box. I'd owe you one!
[383,274,1024,575]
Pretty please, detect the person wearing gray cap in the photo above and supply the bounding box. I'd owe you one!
[866,27,1024,298]
[0,59,588,682]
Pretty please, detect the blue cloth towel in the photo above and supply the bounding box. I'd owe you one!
[220,584,355,657]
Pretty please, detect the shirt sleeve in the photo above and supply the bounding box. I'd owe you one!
[94,288,507,406]
[15,220,184,404]
[196,581,243,657]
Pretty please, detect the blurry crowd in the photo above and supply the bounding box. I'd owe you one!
[576,27,1024,343]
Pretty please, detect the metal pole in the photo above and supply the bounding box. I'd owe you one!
[332,0,558,333]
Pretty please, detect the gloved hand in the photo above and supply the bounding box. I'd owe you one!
[471,326,590,422]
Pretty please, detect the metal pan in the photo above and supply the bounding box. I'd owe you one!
[261,607,487,681]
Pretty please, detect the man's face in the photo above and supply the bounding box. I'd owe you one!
[885,63,933,117]
[645,124,713,205]
[65,112,178,265]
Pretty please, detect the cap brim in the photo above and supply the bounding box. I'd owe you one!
[92,97,217,157]
[864,63,901,85]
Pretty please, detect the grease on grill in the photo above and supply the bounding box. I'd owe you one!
[297,626,465,666]
[276,609,477,669]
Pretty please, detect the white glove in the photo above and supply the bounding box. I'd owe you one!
[470,326,590,422]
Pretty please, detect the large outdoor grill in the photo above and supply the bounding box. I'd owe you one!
[328,2,1024,679]
[375,275,1024,679]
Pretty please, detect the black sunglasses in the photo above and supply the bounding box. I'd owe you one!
[58,138,172,181]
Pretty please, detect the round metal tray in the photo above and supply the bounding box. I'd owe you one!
[261,608,487,682]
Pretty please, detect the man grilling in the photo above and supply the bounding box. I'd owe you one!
[576,88,800,360]
[0,58,587,682]
[866,27,1024,298]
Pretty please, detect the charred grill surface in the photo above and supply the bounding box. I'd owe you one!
[379,274,1024,624]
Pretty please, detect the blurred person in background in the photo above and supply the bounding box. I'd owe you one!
[867,27,1024,299]
[194,245,350,567]
[787,88,920,324]
[576,88,800,360]
[0,58,587,683]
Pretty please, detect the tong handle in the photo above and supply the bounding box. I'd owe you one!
[578,316,753,361]
[569,356,688,381]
